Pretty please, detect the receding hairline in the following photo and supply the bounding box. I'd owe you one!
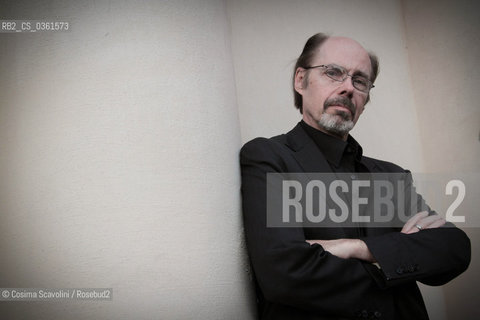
[313,36,374,77]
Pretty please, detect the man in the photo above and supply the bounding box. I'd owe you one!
[240,33,471,319]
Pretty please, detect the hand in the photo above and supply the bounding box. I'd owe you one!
[306,238,376,262]
[401,211,446,234]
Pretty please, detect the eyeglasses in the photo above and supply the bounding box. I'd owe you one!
[304,64,375,93]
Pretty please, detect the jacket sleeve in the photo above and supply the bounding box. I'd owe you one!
[362,170,471,288]
[240,138,390,317]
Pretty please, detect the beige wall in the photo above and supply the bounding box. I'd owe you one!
[0,0,255,319]
[402,0,480,318]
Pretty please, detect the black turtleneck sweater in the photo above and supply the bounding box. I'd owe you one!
[300,120,369,173]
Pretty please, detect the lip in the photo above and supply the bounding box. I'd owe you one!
[329,105,352,114]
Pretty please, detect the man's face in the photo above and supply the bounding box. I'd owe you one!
[294,37,373,139]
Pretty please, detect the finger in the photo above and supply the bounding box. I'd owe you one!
[420,216,446,229]
[402,211,429,233]
[417,214,444,229]
[426,218,446,229]
[404,211,429,229]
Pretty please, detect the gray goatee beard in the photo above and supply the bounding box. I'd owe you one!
[317,112,354,137]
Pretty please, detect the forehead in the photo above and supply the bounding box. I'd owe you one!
[315,37,372,76]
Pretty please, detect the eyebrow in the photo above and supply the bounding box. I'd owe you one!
[352,70,370,79]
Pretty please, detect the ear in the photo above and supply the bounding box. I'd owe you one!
[294,67,306,94]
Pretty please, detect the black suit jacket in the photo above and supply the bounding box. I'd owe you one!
[240,123,470,320]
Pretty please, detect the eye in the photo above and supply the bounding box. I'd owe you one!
[353,77,369,88]
[324,67,344,79]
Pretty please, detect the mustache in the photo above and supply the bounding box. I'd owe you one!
[324,97,355,117]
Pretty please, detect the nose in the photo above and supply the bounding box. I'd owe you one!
[338,76,355,99]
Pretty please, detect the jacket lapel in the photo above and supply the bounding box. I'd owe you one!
[285,124,358,238]
[285,123,331,173]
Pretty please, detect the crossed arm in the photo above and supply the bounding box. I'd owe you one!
[240,138,471,315]
[307,211,447,262]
